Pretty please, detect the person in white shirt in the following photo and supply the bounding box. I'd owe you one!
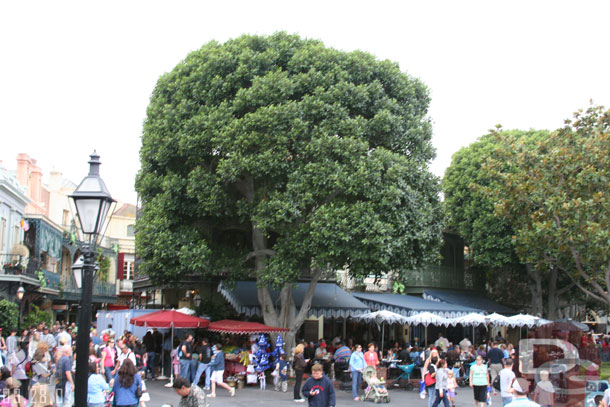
[113,340,136,374]
[500,358,516,406]
[459,337,472,353]
[57,327,72,348]
[435,334,449,352]
[28,331,41,359]
[40,326,57,348]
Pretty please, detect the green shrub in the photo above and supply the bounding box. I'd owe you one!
[23,304,53,328]
[0,299,19,331]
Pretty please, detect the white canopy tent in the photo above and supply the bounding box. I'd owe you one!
[356,310,409,351]
[405,312,452,346]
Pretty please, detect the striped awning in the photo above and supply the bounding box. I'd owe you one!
[218,281,369,318]
[351,292,480,318]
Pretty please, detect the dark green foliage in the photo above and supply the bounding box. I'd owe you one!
[23,304,53,328]
[136,32,442,288]
[0,299,18,332]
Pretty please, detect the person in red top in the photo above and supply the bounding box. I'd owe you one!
[364,343,379,367]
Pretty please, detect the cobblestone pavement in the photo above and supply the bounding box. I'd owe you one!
[147,379,504,407]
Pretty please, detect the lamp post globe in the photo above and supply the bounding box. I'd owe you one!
[69,151,115,407]
[16,285,25,333]
[16,285,25,301]
[71,255,84,289]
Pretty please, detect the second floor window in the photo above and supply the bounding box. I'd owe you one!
[126,224,135,237]
[123,261,135,280]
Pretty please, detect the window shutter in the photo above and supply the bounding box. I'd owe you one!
[117,252,125,280]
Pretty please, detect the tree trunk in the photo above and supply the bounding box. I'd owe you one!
[547,265,558,320]
[526,264,544,316]
[239,175,323,354]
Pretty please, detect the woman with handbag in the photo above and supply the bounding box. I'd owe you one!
[110,358,142,407]
[423,349,440,407]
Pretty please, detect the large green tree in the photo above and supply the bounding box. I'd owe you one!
[445,130,536,314]
[136,33,442,347]
[443,129,578,317]
[489,105,610,307]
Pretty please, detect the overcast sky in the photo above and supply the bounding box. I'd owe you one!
[1,0,609,205]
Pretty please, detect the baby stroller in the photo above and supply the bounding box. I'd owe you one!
[394,363,415,390]
[363,366,391,403]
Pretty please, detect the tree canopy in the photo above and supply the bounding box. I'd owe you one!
[489,105,610,306]
[443,105,610,316]
[443,129,550,313]
[136,33,442,343]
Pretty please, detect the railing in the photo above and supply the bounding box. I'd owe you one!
[39,269,61,290]
[0,253,32,276]
[1,254,63,287]
[61,277,117,298]
[403,265,485,291]
[119,279,133,292]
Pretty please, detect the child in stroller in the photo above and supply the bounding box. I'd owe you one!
[363,365,390,403]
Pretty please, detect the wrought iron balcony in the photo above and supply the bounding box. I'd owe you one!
[60,276,117,300]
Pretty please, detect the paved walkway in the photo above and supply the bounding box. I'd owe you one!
[147,379,503,407]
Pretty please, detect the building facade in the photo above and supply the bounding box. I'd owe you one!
[2,154,119,322]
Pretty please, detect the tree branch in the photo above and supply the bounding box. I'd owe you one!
[292,268,323,329]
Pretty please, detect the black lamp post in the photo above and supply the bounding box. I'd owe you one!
[69,151,115,407]
[16,285,25,333]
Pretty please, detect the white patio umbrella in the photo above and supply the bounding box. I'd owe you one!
[404,312,451,346]
[356,310,408,351]
[507,314,551,338]
[486,313,512,326]
[507,314,538,328]
[449,313,488,344]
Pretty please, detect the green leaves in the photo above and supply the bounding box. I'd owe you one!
[445,104,610,307]
[136,32,442,287]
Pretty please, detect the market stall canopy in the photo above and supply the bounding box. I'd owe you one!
[218,281,369,318]
[130,310,210,328]
[423,289,514,315]
[207,319,289,334]
[405,312,452,327]
[352,292,478,318]
[355,310,409,325]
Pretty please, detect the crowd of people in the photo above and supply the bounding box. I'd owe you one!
[0,321,162,407]
[0,321,593,407]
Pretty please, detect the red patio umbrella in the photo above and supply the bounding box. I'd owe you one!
[129,310,209,387]
[207,319,289,334]
[130,309,210,328]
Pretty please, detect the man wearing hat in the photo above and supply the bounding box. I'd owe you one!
[41,326,57,349]
[506,378,539,407]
